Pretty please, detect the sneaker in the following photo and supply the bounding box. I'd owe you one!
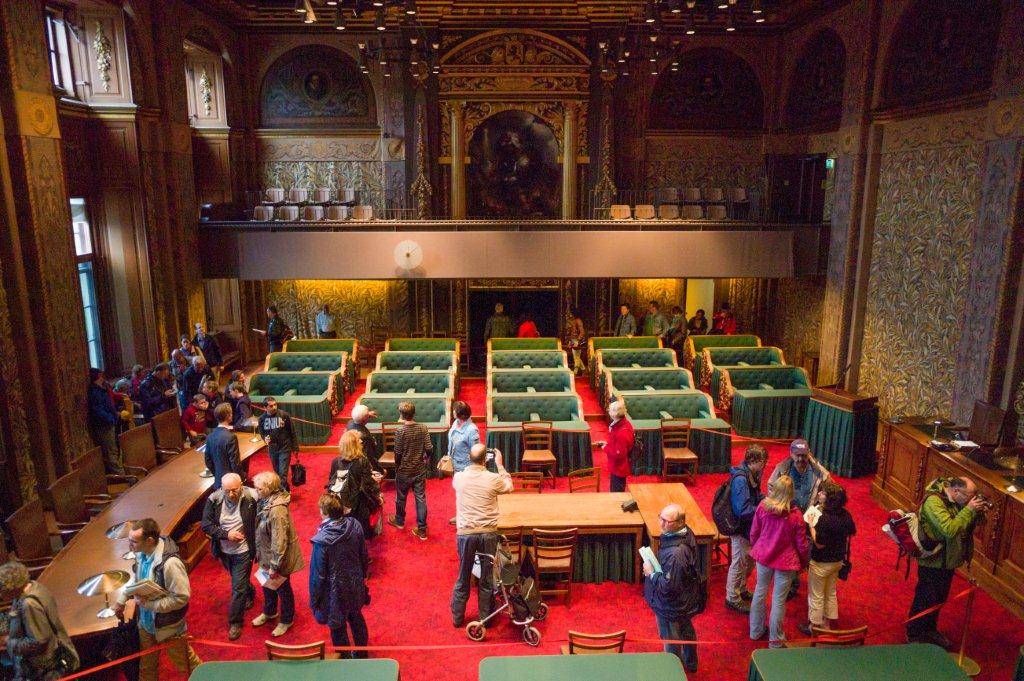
[449,516,457,525]
[251,612,276,627]
[725,598,751,614]
[786,585,799,601]
[413,527,428,541]
[228,625,242,641]
[797,621,813,637]
[387,516,405,530]
[271,622,292,637]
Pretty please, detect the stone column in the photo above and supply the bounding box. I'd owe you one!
[450,101,466,219]
[562,101,578,219]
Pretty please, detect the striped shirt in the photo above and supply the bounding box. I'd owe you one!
[394,421,433,479]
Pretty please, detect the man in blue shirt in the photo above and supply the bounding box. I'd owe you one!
[725,445,768,614]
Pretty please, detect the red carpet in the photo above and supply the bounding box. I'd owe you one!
[167,379,1023,680]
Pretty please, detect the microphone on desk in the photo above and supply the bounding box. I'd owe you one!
[621,498,638,513]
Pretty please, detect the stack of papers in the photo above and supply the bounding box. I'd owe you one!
[124,579,167,599]
[639,546,662,573]
[256,568,287,591]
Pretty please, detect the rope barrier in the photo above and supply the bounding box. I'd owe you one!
[59,587,979,677]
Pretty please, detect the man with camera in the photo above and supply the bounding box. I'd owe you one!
[907,476,989,648]
[450,444,513,628]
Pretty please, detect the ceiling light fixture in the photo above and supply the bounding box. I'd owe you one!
[404,0,417,15]
[303,0,317,24]
[293,0,305,13]
[334,8,346,29]
[717,2,728,9]
[375,7,386,30]
[751,0,763,13]
[644,1,657,24]
[326,0,338,5]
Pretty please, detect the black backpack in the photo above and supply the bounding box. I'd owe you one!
[674,530,709,617]
[711,471,744,536]
[629,433,644,464]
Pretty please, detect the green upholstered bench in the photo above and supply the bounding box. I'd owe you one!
[365,370,455,396]
[487,337,562,351]
[487,393,589,475]
[695,346,784,392]
[375,351,458,372]
[265,351,347,373]
[248,371,339,445]
[385,338,460,353]
[715,365,812,439]
[488,369,575,394]
[682,334,760,370]
[618,391,730,473]
[357,394,452,476]
[283,339,359,387]
[603,367,695,407]
[487,350,569,370]
[595,348,678,395]
[586,336,662,389]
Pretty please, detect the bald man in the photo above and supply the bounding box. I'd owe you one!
[200,473,258,640]
[346,404,382,472]
[643,504,702,673]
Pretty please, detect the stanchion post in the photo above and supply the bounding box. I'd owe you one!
[952,580,981,677]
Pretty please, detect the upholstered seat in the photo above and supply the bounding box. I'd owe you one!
[595,348,678,398]
[714,365,813,438]
[375,351,458,372]
[487,350,569,370]
[682,334,761,370]
[356,394,451,427]
[604,367,695,407]
[366,370,455,395]
[385,338,460,352]
[489,369,575,394]
[488,393,584,423]
[487,337,562,351]
[696,346,785,394]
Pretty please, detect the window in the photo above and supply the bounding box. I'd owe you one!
[44,8,75,94]
[71,198,103,369]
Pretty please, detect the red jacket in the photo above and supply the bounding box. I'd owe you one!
[604,418,635,478]
[517,321,540,338]
[181,405,208,436]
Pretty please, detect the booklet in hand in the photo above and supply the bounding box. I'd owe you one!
[123,579,168,599]
[639,545,662,574]
[256,568,286,591]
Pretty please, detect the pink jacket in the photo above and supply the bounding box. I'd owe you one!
[749,504,809,571]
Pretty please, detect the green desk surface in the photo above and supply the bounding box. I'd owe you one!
[480,653,685,681]
[189,659,399,680]
[748,644,968,681]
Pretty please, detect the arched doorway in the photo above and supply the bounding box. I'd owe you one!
[467,110,561,219]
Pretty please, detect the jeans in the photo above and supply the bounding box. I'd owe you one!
[90,425,124,475]
[907,564,954,637]
[750,563,797,647]
[451,533,498,625]
[262,576,295,625]
[610,474,627,493]
[177,391,189,412]
[807,560,842,626]
[268,449,291,491]
[726,536,753,603]
[395,475,427,531]
[330,610,368,659]
[655,614,697,671]
[222,550,255,626]
[138,629,201,681]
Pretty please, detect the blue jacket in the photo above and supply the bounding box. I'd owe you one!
[644,528,701,620]
[729,463,763,539]
[179,365,212,403]
[193,334,223,367]
[203,426,241,489]
[309,517,369,627]
[87,384,119,429]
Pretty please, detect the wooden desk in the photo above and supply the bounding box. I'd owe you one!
[629,482,716,585]
[38,434,265,639]
[497,492,644,581]
[873,420,1024,618]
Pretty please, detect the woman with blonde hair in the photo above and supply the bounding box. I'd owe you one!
[748,474,809,647]
[251,470,304,637]
[328,430,382,539]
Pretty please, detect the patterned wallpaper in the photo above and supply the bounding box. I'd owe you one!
[617,279,686,318]
[858,113,985,419]
[644,135,766,199]
[769,276,825,371]
[262,280,409,347]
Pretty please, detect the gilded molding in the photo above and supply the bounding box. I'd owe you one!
[13,90,58,139]
[198,68,213,116]
[257,135,382,162]
[92,21,113,93]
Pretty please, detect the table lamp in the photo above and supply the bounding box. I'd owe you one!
[77,570,130,619]
[106,521,135,560]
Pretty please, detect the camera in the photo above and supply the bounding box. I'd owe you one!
[975,494,993,511]
[486,448,496,461]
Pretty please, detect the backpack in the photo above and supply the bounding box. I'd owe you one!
[882,508,941,578]
[711,471,746,536]
[629,433,644,464]
[674,532,709,617]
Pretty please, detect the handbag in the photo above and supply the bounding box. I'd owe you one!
[436,454,454,477]
[838,536,852,581]
[290,452,307,487]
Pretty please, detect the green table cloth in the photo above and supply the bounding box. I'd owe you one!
[485,424,593,476]
[573,533,635,582]
[189,659,399,680]
[630,420,732,474]
[730,390,811,439]
[747,644,968,681]
[480,652,685,681]
[802,398,879,477]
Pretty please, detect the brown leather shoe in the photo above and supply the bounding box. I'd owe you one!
[228,625,242,641]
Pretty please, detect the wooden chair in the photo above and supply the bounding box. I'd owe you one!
[71,446,138,498]
[560,629,626,655]
[510,471,543,494]
[680,204,704,219]
[706,204,728,220]
[531,527,578,606]
[265,640,326,661]
[118,424,159,477]
[377,422,400,480]
[710,533,732,574]
[567,467,600,493]
[47,469,110,542]
[0,531,47,578]
[151,409,186,463]
[661,419,698,482]
[520,421,556,487]
[5,499,55,566]
[811,625,868,648]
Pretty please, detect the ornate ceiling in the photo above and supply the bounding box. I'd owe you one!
[192,0,848,32]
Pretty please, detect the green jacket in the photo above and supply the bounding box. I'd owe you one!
[918,478,977,570]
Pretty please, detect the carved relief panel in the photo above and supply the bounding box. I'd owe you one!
[77,10,133,105]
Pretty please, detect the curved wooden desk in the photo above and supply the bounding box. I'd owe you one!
[37,434,265,639]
